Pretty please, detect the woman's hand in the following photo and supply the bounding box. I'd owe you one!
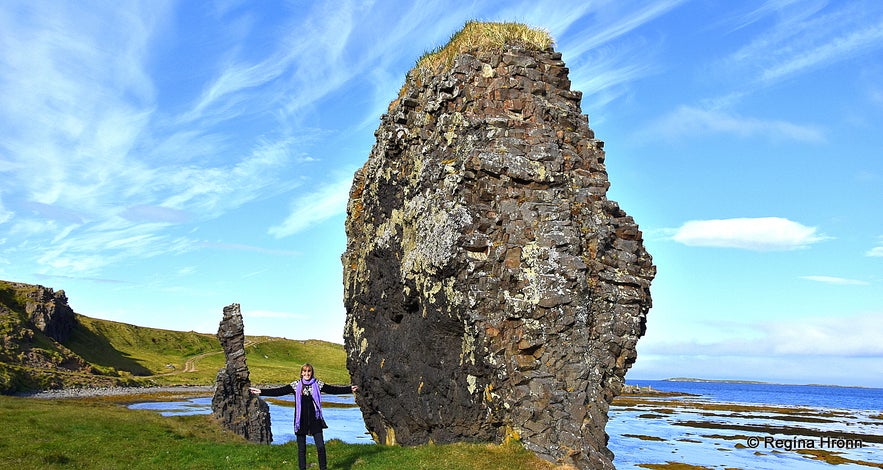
[249,387,261,395]
[351,385,359,393]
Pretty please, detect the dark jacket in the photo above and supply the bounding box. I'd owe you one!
[258,380,352,435]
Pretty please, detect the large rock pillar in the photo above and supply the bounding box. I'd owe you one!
[211,303,272,443]
[342,22,655,469]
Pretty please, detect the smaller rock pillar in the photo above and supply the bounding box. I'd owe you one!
[211,303,272,443]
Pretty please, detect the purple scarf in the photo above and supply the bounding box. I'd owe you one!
[293,378,323,432]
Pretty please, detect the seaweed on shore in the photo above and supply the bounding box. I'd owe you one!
[672,420,883,444]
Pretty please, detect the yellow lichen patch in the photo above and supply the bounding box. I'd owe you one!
[460,329,476,365]
[385,426,397,446]
[503,425,521,443]
[466,374,478,394]
[797,449,883,467]
[484,383,495,402]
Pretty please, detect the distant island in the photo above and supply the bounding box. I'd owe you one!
[662,377,874,389]
[664,377,769,384]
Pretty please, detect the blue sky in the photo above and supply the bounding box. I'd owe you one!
[2,1,881,388]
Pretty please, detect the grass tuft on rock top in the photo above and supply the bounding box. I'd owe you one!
[390,21,553,113]
[416,21,553,74]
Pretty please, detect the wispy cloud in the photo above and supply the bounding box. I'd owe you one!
[656,2,883,144]
[557,0,686,112]
[199,242,300,257]
[643,313,883,358]
[721,1,883,88]
[32,273,130,285]
[670,217,829,251]
[758,22,883,84]
[867,238,883,257]
[800,275,869,286]
[643,106,826,143]
[0,0,302,274]
[0,200,11,224]
[561,0,687,58]
[120,205,192,224]
[269,175,354,238]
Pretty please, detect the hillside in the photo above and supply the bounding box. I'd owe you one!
[0,280,347,393]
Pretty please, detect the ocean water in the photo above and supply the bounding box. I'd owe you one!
[609,380,883,469]
[626,379,883,411]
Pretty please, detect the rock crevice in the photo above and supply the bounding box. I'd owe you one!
[343,25,654,470]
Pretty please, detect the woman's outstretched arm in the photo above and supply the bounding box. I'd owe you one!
[249,384,295,397]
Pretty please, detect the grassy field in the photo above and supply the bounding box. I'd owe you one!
[0,394,560,469]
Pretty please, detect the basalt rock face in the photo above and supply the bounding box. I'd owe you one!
[14,282,77,342]
[342,41,655,469]
[211,303,272,444]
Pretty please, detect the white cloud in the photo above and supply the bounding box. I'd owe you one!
[269,175,354,238]
[768,314,883,357]
[641,313,883,359]
[867,246,883,257]
[800,275,869,286]
[0,198,12,224]
[645,106,825,143]
[671,217,828,250]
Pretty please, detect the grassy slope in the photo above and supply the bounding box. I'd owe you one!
[1,303,349,391]
[68,314,219,376]
[73,315,350,387]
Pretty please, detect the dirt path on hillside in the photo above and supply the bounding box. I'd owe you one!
[153,337,272,377]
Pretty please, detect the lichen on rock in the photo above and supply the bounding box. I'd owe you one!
[342,22,655,470]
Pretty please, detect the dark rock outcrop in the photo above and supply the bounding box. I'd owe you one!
[342,23,655,469]
[211,303,272,443]
[7,282,77,342]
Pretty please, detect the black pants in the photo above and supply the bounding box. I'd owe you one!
[296,431,326,470]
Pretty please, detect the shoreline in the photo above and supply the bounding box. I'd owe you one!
[15,385,215,399]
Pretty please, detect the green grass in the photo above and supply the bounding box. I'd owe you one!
[246,338,350,385]
[0,395,559,469]
[69,314,220,374]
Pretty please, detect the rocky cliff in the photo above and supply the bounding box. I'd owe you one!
[2,281,76,342]
[211,303,272,443]
[342,22,655,469]
[0,280,93,392]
